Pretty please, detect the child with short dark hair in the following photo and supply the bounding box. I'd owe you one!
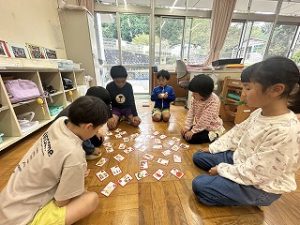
[56,86,112,160]
[181,74,224,144]
[151,69,176,122]
[106,65,141,130]
[192,57,300,206]
[0,96,110,225]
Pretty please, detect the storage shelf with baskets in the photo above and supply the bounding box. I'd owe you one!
[0,65,86,151]
[219,77,255,124]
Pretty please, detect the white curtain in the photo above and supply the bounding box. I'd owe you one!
[204,0,237,66]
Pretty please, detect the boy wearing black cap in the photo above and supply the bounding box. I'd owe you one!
[106,65,141,130]
[181,74,224,144]
[56,86,112,160]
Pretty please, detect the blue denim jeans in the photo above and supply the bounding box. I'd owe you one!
[192,151,281,206]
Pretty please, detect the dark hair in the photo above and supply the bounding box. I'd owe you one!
[110,65,128,79]
[188,74,214,98]
[69,96,110,127]
[241,56,300,113]
[241,56,299,97]
[156,69,170,80]
[86,86,111,106]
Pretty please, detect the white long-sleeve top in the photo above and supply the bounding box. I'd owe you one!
[209,109,300,194]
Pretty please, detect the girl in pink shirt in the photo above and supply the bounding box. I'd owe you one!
[181,74,224,144]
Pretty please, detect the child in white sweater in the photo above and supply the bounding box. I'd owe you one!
[192,57,300,206]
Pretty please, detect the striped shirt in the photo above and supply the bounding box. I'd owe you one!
[185,93,223,133]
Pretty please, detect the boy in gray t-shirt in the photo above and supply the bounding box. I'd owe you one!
[0,96,110,225]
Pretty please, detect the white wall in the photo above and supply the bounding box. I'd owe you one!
[0,0,67,58]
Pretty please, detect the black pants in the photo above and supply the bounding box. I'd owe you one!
[185,130,211,144]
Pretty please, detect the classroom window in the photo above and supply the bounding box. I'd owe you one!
[290,31,300,65]
[220,22,244,59]
[120,13,150,93]
[184,18,211,65]
[244,21,273,64]
[266,24,297,57]
[155,16,184,65]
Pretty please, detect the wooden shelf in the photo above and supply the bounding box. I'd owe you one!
[220,77,255,124]
[0,105,10,112]
[0,66,86,152]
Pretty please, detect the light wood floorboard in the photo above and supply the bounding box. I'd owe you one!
[1,99,299,225]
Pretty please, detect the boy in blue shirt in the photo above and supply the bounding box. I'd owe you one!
[151,69,176,122]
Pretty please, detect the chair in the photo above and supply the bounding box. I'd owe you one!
[174,60,190,105]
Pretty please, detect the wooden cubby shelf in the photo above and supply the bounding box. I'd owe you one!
[0,64,86,151]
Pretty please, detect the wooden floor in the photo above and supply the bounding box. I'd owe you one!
[1,99,300,225]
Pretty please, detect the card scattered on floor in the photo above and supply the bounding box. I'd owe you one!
[135,170,149,180]
[101,182,117,197]
[153,169,165,180]
[140,160,148,169]
[143,153,154,160]
[157,158,169,166]
[123,147,134,154]
[111,165,122,176]
[170,168,184,179]
[96,170,109,181]
[96,157,108,167]
[173,154,181,163]
[114,154,125,162]
[118,174,133,187]
[162,149,172,156]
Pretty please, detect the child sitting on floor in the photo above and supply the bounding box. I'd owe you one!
[151,69,176,122]
[56,86,112,160]
[0,96,110,225]
[181,74,224,144]
[192,57,300,206]
[106,65,141,130]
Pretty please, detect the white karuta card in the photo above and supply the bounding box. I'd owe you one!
[123,147,134,154]
[96,157,108,167]
[96,170,109,181]
[120,131,127,135]
[118,143,126,150]
[168,140,175,146]
[153,131,160,136]
[173,154,182,163]
[157,158,169,166]
[143,153,154,160]
[172,137,180,142]
[115,128,122,133]
[103,142,112,147]
[170,168,184,179]
[153,144,163,149]
[105,146,114,153]
[140,160,148,169]
[171,145,180,151]
[101,182,117,197]
[114,154,125,162]
[118,174,133,187]
[111,165,122,176]
[115,134,122,139]
[137,146,147,152]
[154,138,162,144]
[106,131,113,136]
[135,170,149,180]
[162,150,172,156]
[123,137,130,142]
[153,169,165,180]
[159,134,167,139]
[179,143,190,149]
